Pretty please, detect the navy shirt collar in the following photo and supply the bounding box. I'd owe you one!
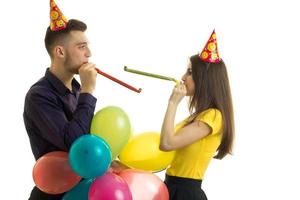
[45,68,80,95]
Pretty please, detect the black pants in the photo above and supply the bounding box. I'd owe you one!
[28,186,64,200]
[164,174,208,200]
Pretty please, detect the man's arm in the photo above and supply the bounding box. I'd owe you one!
[25,88,97,151]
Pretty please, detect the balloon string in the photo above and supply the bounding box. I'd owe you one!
[96,68,142,93]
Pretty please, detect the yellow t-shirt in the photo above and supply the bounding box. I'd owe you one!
[166,108,222,180]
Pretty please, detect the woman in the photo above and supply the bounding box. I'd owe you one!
[160,30,234,200]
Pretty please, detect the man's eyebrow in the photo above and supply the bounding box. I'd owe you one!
[76,42,88,46]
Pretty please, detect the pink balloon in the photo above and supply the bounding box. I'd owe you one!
[119,169,169,200]
[88,172,132,200]
[32,151,81,194]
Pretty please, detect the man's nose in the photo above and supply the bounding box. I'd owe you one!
[86,47,92,57]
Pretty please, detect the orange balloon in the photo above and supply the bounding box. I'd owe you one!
[33,151,81,194]
[119,169,169,200]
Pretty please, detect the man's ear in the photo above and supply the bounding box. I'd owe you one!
[54,46,65,58]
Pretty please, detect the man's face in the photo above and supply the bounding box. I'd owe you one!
[63,30,91,74]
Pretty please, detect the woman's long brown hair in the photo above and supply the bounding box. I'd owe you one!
[188,55,235,159]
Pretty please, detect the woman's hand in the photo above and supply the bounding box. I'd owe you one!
[169,83,187,105]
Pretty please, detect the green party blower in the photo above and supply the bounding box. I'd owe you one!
[124,66,179,84]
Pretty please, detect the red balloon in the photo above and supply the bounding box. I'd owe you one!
[32,151,81,194]
[119,169,169,200]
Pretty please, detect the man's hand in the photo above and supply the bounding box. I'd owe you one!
[108,160,130,174]
[79,63,97,94]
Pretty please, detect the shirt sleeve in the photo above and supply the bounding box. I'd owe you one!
[195,109,222,135]
[25,87,97,151]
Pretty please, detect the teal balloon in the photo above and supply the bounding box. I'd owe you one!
[62,179,94,200]
[69,134,112,179]
[91,106,132,159]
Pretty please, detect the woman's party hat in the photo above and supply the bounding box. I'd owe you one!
[199,30,221,63]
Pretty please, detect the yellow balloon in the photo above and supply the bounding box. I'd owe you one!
[119,132,175,172]
[91,106,132,159]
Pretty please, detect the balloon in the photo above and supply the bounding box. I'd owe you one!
[91,106,132,159]
[119,132,175,171]
[62,179,94,200]
[32,151,81,194]
[119,169,169,200]
[88,172,132,200]
[69,134,112,179]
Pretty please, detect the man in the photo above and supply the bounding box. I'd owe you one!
[23,1,97,199]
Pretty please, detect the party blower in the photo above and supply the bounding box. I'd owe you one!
[96,68,142,93]
[124,66,179,84]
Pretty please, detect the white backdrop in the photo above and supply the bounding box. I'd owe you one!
[1,0,300,199]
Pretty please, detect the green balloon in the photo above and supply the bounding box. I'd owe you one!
[91,106,132,159]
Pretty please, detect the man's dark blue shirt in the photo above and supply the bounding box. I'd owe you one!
[23,69,97,160]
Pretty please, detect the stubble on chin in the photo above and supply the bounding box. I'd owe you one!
[64,57,81,75]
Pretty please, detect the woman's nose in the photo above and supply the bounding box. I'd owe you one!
[181,74,186,82]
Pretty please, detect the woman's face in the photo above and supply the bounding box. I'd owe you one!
[181,59,195,96]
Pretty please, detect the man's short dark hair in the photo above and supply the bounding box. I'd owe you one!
[44,19,87,57]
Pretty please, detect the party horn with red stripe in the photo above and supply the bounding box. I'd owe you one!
[124,66,179,84]
[96,68,142,93]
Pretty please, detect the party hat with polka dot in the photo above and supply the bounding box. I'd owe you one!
[50,0,68,31]
[199,30,221,63]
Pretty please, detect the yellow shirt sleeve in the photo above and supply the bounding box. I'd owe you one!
[195,108,222,135]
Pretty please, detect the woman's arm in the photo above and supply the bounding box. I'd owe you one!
[160,84,211,151]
